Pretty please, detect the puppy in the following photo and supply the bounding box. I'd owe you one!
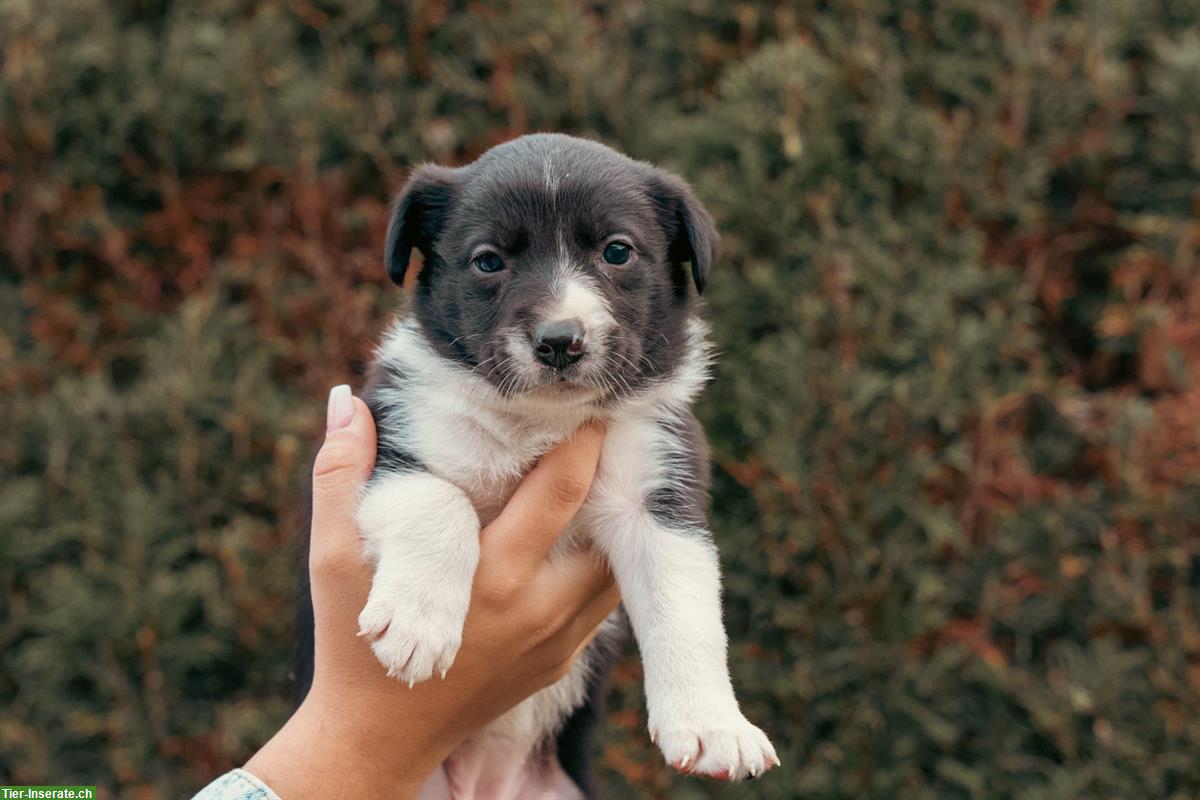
[297,134,776,798]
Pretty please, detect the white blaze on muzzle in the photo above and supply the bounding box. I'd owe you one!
[543,270,615,339]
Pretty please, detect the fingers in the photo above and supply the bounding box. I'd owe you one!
[534,547,621,658]
[537,547,616,617]
[309,385,377,572]
[564,581,621,650]
[483,421,605,571]
[548,577,621,679]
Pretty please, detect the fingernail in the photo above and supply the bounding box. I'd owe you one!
[327,384,354,431]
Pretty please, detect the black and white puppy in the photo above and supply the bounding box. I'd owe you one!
[301,134,776,797]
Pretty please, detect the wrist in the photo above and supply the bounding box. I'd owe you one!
[244,693,443,800]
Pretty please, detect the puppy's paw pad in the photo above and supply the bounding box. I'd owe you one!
[357,584,464,686]
[654,713,777,782]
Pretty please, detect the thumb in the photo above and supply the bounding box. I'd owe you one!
[311,385,377,540]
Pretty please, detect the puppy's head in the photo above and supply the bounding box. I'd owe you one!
[385,134,716,402]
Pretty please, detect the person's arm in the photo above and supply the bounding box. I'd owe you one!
[202,386,618,799]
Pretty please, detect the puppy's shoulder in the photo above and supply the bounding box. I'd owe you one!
[362,321,432,478]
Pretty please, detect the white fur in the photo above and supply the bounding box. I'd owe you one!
[362,316,775,782]
[542,153,561,194]
[356,472,480,685]
[545,273,614,337]
[579,416,777,779]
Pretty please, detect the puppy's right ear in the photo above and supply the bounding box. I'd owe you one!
[384,164,461,285]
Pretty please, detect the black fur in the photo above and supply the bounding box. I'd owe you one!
[362,361,424,478]
[554,658,614,799]
[385,164,461,286]
[645,411,712,532]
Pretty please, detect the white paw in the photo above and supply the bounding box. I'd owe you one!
[354,472,480,687]
[357,578,466,686]
[652,710,779,781]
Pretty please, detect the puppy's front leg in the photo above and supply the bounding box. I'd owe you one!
[603,520,778,780]
[356,471,481,686]
[586,415,776,780]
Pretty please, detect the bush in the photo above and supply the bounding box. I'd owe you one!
[2,1,1198,797]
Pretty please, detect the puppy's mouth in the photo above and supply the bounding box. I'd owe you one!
[529,362,602,393]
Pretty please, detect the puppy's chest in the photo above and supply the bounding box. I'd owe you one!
[409,410,570,524]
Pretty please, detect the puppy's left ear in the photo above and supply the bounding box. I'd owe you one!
[648,170,719,294]
[385,164,462,286]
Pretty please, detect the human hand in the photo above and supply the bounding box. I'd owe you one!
[244,385,619,799]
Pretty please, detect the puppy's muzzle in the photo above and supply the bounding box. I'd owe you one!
[534,318,586,369]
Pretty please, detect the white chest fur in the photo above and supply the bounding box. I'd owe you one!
[373,319,697,525]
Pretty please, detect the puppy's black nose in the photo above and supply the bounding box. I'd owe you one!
[534,318,586,369]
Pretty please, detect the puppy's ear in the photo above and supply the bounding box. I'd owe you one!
[384,164,461,285]
[648,170,719,295]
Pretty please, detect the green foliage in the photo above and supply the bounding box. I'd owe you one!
[2,1,1198,797]
[0,292,302,791]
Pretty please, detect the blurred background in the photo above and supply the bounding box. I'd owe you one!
[2,1,1199,797]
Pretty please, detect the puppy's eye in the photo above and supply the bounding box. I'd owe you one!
[472,251,505,273]
[602,241,632,265]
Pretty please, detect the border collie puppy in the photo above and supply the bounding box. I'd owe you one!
[298,133,776,798]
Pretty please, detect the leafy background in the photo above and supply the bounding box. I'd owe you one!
[2,1,1199,797]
